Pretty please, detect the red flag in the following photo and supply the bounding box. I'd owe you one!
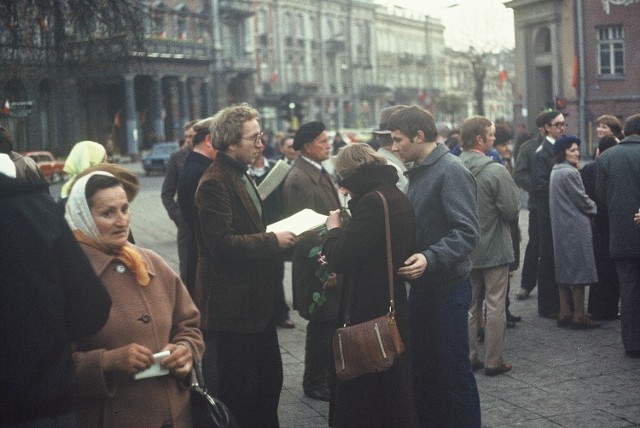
[497,69,508,90]
[1,100,10,116]
[571,55,579,88]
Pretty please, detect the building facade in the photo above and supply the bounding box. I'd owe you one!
[1,0,516,156]
[506,0,640,154]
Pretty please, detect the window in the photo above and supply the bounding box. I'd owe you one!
[598,26,624,76]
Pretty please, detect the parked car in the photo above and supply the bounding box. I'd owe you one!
[22,150,66,183]
[141,141,180,175]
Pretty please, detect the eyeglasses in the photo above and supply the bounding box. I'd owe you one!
[550,122,566,129]
[241,132,263,144]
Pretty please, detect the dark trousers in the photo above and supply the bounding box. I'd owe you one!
[272,257,291,322]
[215,320,283,428]
[521,206,540,292]
[177,223,190,283]
[588,231,620,320]
[303,318,335,393]
[409,278,481,428]
[537,210,559,316]
[616,259,640,353]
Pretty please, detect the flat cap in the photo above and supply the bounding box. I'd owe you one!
[293,121,325,150]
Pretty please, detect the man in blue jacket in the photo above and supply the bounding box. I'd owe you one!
[389,106,481,427]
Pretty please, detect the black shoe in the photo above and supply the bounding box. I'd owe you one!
[625,350,640,359]
[516,288,530,300]
[507,313,522,323]
[471,359,484,372]
[304,387,330,402]
[506,321,516,329]
[539,312,558,320]
[485,362,512,377]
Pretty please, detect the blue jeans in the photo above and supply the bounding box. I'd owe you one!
[409,278,481,428]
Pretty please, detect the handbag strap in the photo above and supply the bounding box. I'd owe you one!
[376,191,396,319]
[341,191,395,325]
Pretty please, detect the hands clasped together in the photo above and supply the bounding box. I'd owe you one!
[102,342,193,378]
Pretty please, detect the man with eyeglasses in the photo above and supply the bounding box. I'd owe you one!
[193,103,296,427]
[532,109,566,319]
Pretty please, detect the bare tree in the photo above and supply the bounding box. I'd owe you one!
[467,47,487,116]
[0,0,146,70]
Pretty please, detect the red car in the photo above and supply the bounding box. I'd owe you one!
[22,151,66,183]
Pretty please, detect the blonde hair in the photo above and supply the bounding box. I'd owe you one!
[333,143,386,179]
[209,103,259,151]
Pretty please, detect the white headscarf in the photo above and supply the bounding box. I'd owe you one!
[0,153,16,177]
[65,171,114,245]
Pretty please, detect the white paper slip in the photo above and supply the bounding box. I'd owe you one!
[134,350,170,380]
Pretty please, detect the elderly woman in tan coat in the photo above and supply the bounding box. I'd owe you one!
[66,172,204,427]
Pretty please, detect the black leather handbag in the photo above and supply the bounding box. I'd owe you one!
[191,361,239,428]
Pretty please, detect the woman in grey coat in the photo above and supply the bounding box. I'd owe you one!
[549,135,600,329]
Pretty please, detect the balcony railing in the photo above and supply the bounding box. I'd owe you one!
[61,34,212,63]
[219,0,254,18]
[222,56,255,74]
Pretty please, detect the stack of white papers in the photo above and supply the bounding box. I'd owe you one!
[257,159,291,200]
[267,209,327,236]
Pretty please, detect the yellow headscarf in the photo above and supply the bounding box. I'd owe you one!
[60,141,107,198]
[65,171,150,286]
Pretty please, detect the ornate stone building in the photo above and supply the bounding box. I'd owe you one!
[2,0,511,155]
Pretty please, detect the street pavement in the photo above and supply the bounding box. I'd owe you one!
[62,162,640,428]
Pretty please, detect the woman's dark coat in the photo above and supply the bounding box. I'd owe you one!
[322,165,419,427]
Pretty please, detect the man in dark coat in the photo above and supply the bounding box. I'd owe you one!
[161,120,196,282]
[177,117,216,297]
[0,171,111,426]
[193,103,296,427]
[282,121,342,402]
[513,111,546,300]
[532,109,565,318]
[596,113,640,358]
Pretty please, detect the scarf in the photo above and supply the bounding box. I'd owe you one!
[65,171,150,286]
[73,230,150,286]
[61,141,106,198]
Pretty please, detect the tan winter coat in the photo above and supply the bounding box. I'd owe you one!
[72,243,204,428]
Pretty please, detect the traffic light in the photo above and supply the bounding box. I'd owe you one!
[277,98,291,121]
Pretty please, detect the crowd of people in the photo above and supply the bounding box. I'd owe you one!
[1,103,639,428]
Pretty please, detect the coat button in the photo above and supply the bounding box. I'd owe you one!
[115,264,126,273]
[138,314,151,323]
